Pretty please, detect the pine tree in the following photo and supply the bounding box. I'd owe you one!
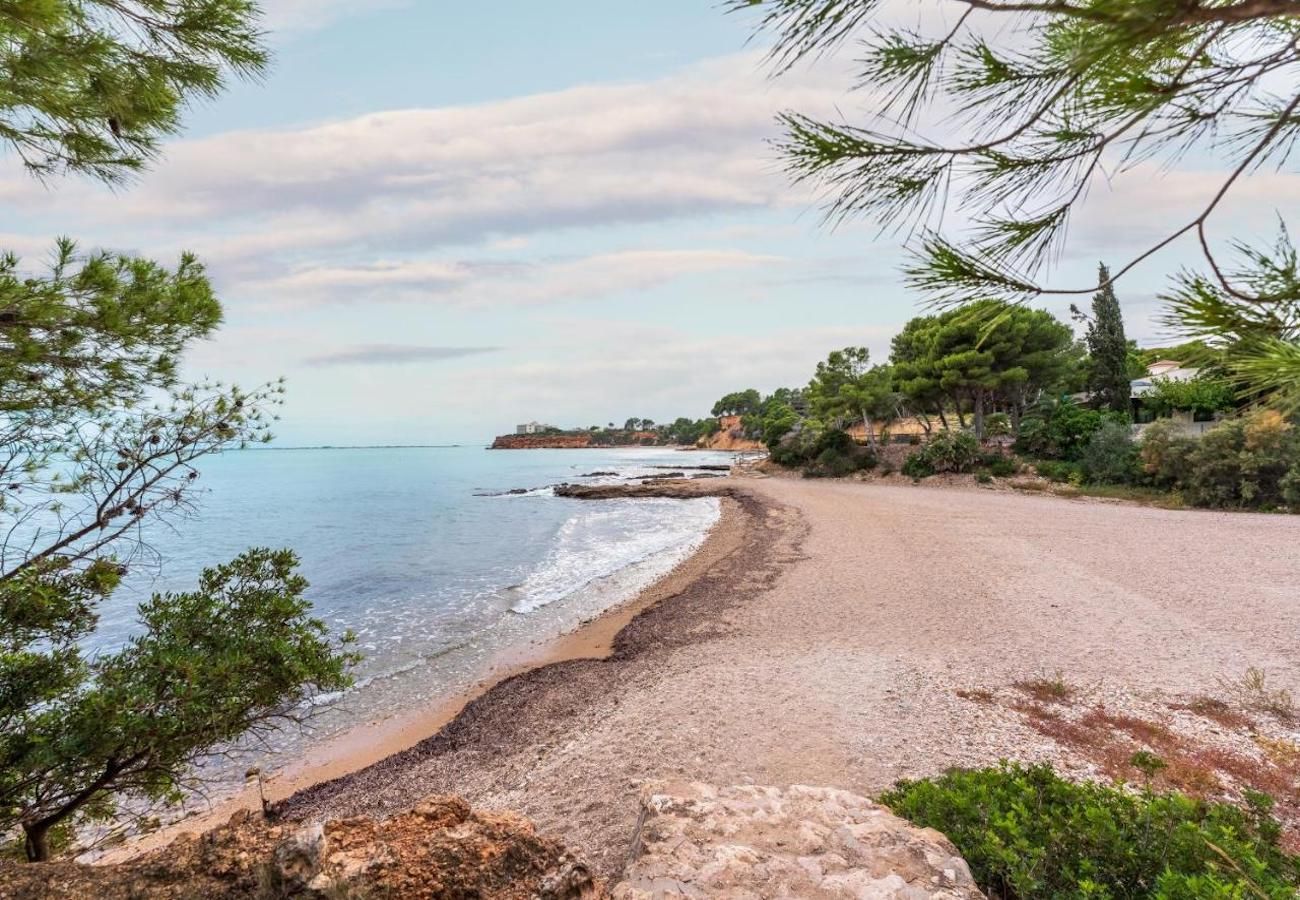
[1085,265,1131,414]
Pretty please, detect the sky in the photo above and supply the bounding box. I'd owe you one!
[5,1,1298,445]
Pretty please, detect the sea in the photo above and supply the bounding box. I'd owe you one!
[90,444,734,795]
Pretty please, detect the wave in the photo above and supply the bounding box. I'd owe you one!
[510,497,719,614]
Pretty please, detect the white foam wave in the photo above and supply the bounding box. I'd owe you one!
[511,497,719,614]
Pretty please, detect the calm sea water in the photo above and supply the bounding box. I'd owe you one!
[92,444,730,789]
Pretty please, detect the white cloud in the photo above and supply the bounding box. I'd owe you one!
[0,53,848,279]
[254,249,784,307]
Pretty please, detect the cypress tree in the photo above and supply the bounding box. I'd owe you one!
[1086,264,1131,413]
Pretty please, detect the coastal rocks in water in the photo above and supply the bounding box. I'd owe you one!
[580,471,619,477]
[612,783,984,899]
[554,480,734,501]
[0,796,602,900]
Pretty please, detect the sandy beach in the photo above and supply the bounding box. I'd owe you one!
[263,474,1300,877]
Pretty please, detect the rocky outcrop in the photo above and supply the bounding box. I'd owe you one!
[612,783,985,899]
[0,797,601,900]
[555,479,738,500]
[491,433,594,449]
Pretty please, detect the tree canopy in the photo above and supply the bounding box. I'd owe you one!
[737,0,1300,407]
[1074,263,1131,413]
[890,302,1076,436]
[1,0,359,863]
[0,0,268,181]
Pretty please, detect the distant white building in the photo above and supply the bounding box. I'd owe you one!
[1130,359,1201,398]
[516,421,549,434]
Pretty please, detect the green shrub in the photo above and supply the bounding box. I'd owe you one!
[1080,421,1140,485]
[1151,411,1300,509]
[901,453,933,479]
[984,412,1012,437]
[1034,459,1081,483]
[981,453,1019,478]
[800,428,877,477]
[1139,419,1197,489]
[1016,399,1126,461]
[923,430,981,473]
[880,762,1300,900]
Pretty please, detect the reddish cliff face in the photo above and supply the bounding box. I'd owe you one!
[491,433,594,449]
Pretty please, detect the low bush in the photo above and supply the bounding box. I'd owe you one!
[1080,421,1140,485]
[981,453,1019,478]
[983,412,1012,437]
[1033,459,1081,483]
[800,428,877,478]
[1139,411,1300,510]
[880,762,1300,899]
[903,430,982,479]
[901,453,932,479]
[1016,399,1126,461]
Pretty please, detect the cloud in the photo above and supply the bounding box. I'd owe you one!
[1,53,848,277]
[304,344,501,367]
[258,249,783,307]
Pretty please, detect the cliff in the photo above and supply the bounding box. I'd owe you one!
[491,433,594,449]
[699,420,764,452]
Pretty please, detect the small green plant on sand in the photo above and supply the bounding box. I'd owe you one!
[1013,672,1075,704]
[880,762,1300,899]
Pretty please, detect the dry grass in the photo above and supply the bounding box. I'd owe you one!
[1012,672,1076,705]
[1257,735,1300,769]
[1171,696,1256,730]
[1217,668,1295,722]
[955,687,996,704]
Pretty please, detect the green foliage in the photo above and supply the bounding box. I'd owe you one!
[1075,264,1131,413]
[1016,398,1125,461]
[902,430,982,479]
[1161,411,1300,510]
[0,240,222,414]
[982,413,1011,438]
[806,347,896,444]
[890,302,1075,437]
[1034,459,1083,484]
[982,454,1019,478]
[880,762,1300,900]
[1163,227,1300,413]
[739,0,1300,412]
[0,0,268,182]
[711,389,762,418]
[2,550,357,861]
[0,0,360,862]
[1079,421,1140,485]
[760,402,800,450]
[1145,376,1237,419]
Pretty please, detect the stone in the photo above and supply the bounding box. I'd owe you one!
[271,822,326,892]
[612,784,984,899]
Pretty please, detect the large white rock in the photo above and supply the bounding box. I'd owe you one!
[613,783,984,899]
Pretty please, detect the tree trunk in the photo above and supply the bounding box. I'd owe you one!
[974,391,986,440]
[938,409,950,431]
[861,407,877,448]
[23,822,50,863]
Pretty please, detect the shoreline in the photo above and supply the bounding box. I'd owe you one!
[104,480,751,862]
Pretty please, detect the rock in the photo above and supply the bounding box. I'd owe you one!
[612,783,984,899]
[0,795,605,899]
[271,822,326,892]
